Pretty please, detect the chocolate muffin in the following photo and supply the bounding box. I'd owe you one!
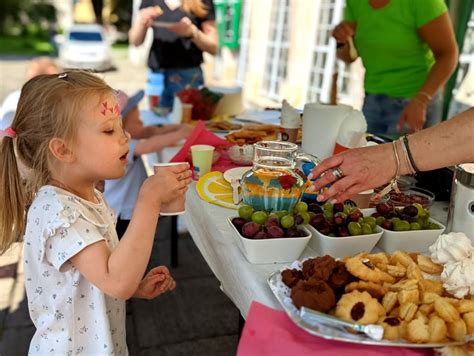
[291,279,336,313]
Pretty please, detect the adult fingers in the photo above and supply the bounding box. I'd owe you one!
[148,266,170,276]
[168,163,191,174]
[316,176,355,202]
[331,184,366,204]
[310,155,344,181]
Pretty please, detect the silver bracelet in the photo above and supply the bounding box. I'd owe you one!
[398,137,416,175]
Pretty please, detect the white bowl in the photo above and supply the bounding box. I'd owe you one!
[307,226,383,259]
[362,208,446,253]
[227,217,312,264]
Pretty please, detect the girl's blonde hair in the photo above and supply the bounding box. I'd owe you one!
[182,0,209,19]
[0,70,112,254]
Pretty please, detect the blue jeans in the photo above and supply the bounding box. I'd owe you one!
[363,92,443,136]
[148,67,204,109]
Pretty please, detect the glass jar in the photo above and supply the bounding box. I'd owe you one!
[240,141,320,212]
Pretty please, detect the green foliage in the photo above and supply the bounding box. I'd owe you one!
[0,0,56,36]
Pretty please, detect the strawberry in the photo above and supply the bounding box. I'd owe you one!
[278,175,297,189]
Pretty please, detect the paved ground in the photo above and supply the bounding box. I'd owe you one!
[0,50,240,355]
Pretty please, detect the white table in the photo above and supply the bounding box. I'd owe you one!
[183,184,449,319]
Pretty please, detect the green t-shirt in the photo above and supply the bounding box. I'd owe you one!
[345,0,447,98]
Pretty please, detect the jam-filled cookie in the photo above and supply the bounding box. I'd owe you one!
[377,316,406,340]
[335,290,384,325]
[345,281,388,299]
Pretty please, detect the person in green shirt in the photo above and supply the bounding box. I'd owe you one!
[333,0,458,135]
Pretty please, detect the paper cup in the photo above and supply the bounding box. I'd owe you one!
[352,189,374,209]
[182,103,193,123]
[190,145,215,179]
[153,162,188,216]
[280,127,298,143]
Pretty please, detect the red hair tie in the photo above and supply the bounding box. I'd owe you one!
[0,127,17,138]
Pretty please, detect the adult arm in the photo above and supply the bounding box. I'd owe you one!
[333,21,358,64]
[69,165,192,300]
[310,108,474,203]
[169,18,218,55]
[399,12,458,132]
[128,6,161,46]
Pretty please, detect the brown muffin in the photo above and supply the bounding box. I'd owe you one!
[291,279,336,313]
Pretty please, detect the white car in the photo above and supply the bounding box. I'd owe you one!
[58,24,113,71]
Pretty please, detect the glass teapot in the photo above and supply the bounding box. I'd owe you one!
[240,141,320,212]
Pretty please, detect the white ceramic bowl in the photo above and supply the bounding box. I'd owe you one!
[227,217,312,264]
[307,226,383,259]
[372,216,446,254]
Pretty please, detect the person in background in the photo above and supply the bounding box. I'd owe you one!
[0,71,192,354]
[333,0,458,135]
[128,0,217,112]
[104,89,192,238]
[308,108,474,203]
[0,57,59,130]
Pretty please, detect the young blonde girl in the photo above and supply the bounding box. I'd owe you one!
[0,71,192,354]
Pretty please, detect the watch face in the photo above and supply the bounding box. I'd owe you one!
[164,0,182,11]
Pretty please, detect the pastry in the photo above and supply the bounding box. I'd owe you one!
[418,303,434,316]
[434,298,460,323]
[428,314,448,343]
[378,317,406,340]
[335,290,384,325]
[447,319,467,341]
[429,232,473,264]
[406,317,429,343]
[302,255,337,281]
[417,255,443,275]
[462,311,474,334]
[386,264,406,278]
[390,279,418,292]
[291,279,336,313]
[328,261,354,290]
[457,299,474,314]
[419,279,444,296]
[399,302,418,322]
[281,268,304,288]
[382,291,398,314]
[441,254,474,299]
[345,281,387,299]
[406,263,423,281]
[345,256,395,283]
[397,289,419,305]
[422,292,440,304]
[391,250,415,268]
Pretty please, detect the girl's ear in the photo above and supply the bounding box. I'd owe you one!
[49,138,75,163]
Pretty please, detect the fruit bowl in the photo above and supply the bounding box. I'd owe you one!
[306,208,383,259]
[387,187,435,208]
[227,217,311,264]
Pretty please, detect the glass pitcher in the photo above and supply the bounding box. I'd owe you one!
[240,141,320,212]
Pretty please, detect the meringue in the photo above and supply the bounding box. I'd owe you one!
[429,232,473,264]
[441,254,474,298]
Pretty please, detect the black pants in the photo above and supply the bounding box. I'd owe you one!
[116,218,130,240]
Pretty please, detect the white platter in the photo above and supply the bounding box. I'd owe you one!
[223,166,252,183]
[267,266,469,348]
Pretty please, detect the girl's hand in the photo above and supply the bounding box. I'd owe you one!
[308,144,395,203]
[169,17,197,38]
[133,266,176,300]
[138,6,162,28]
[141,163,192,206]
[398,99,427,133]
[332,21,355,43]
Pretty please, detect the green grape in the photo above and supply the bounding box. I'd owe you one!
[238,205,254,220]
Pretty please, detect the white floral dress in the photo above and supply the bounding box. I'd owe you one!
[24,186,127,355]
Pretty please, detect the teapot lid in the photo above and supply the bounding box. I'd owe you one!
[455,164,474,188]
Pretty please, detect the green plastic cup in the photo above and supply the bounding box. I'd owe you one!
[191,144,215,179]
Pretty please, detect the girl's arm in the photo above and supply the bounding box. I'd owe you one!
[69,165,192,300]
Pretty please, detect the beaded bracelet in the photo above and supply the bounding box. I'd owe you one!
[402,135,420,173]
[399,137,416,175]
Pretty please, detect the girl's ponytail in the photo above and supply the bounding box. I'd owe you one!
[0,135,26,254]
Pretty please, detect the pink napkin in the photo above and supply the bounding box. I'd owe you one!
[170,120,240,172]
[237,302,431,356]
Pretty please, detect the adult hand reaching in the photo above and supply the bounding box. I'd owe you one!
[332,21,355,44]
[169,17,197,38]
[138,6,163,28]
[309,144,396,203]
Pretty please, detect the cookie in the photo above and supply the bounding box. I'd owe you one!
[406,317,429,343]
[419,279,444,296]
[447,319,467,341]
[422,292,440,304]
[457,299,474,314]
[345,256,395,283]
[399,302,418,322]
[417,255,443,275]
[378,316,406,341]
[434,298,460,323]
[406,263,423,281]
[387,264,406,278]
[418,303,434,316]
[398,289,419,305]
[345,281,388,299]
[428,314,448,343]
[391,250,415,268]
[382,291,399,314]
[390,279,418,292]
[335,290,384,325]
[462,311,474,334]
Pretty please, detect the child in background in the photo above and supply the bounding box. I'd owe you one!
[0,71,192,354]
[105,90,192,238]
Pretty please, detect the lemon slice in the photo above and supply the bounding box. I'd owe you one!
[196,171,238,209]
